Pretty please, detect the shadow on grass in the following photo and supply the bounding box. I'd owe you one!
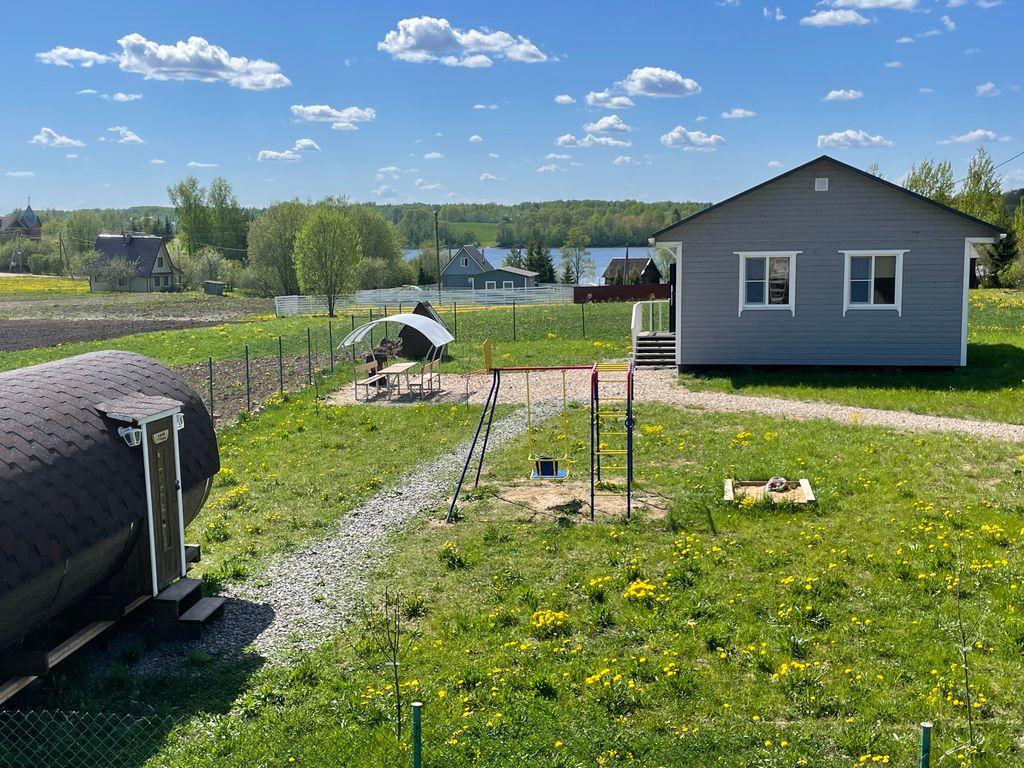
[686,343,1024,395]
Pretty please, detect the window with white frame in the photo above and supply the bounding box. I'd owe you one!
[736,251,798,316]
[485,280,497,289]
[502,280,514,289]
[460,257,469,267]
[841,250,905,316]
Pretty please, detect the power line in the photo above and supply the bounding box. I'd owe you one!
[953,148,1024,188]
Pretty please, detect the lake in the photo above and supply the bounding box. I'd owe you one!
[403,246,661,285]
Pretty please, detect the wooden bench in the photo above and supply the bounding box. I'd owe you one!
[409,358,442,397]
[353,360,389,400]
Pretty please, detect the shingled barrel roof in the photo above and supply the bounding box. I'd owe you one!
[0,351,219,608]
[93,234,168,276]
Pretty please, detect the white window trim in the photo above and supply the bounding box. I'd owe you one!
[736,251,799,317]
[467,277,474,289]
[841,250,906,317]
[962,237,1000,366]
[485,280,497,289]
[502,280,514,289]
[460,257,469,267]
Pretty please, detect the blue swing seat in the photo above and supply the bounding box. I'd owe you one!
[531,457,567,480]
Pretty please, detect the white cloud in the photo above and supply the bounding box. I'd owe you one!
[472,103,498,110]
[831,0,916,7]
[620,66,701,97]
[768,160,784,168]
[554,94,575,104]
[290,104,376,131]
[76,88,98,95]
[763,6,786,20]
[546,152,571,160]
[35,46,113,67]
[373,185,397,198]
[937,128,1009,144]
[722,107,756,119]
[257,149,300,162]
[376,166,401,180]
[65,153,78,159]
[555,133,631,148]
[940,14,956,31]
[5,171,34,178]
[895,36,914,43]
[976,0,1001,7]
[293,138,320,151]
[414,178,444,190]
[824,88,864,101]
[487,152,499,159]
[585,90,634,109]
[423,151,444,160]
[187,161,218,168]
[479,172,498,181]
[377,16,549,67]
[468,134,483,143]
[612,155,640,166]
[116,33,290,89]
[800,9,871,26]
[694,115,708,122]
[976,81,999,96]
[948,0,968,5]
[817,129,893,148]
[583,114,632,133]
[917,29,941,38]
[107,125,143,144]
[965,47,980,55]
[885,60,903,68]
[109,92,143,102]
[918,87,934,93]
[29,127,85,148]
[537,164,564,173]
[660,125,725,151]
[149,159,165,164]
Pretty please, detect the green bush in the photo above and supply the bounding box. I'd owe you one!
[999,257,1024,289]
[27,252,67,276]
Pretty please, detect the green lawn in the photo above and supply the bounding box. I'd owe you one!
[50,400,1024,767]
[450,221,499,245]
[680,289,1024,425]
[0,274,91,297]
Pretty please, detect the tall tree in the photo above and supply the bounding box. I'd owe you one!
[167,177,209,256]
[560,226,594,284]
[293,206,362,317]
[903,159,954,206]
[207,177,248,258]
[247,201,308,296]
[524,240,555,283]
[956,146,1003,224]
[63,210,103,255]
[503,245,525,268]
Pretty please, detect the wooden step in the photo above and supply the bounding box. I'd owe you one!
[152,578,203,635]
[176,597,226,641]
[185,544,201,564]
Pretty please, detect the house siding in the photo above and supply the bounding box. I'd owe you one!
[658,159,996,367]
[473,269,537,288]
[440,255,481,288]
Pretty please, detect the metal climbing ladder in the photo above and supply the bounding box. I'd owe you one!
[590,361,635,520]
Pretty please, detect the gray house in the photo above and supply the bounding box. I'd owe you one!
[439,245,494,288]
[652,155,1004,369]
[470,266,538,289]
[91,233,180,292]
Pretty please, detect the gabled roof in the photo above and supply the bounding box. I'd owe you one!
[603,257,658,278]
[20,205,40,228]
[652,154,1006,239]
[441,244,495,275]
[491,266,538,277]
[94,234,169,276]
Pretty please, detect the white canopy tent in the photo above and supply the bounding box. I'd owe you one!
[339,313,454,349]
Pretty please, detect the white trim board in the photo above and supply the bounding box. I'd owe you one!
[962,237,999,367]
[840,250,906,317]
[735,251,799,317]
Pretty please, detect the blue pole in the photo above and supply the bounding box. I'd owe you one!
[472,372,502,487]
[447,369,500,523]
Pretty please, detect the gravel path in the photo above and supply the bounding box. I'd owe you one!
[138,405,549,666]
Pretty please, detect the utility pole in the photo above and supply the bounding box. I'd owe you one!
[434,209,441,302]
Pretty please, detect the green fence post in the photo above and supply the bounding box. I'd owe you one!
[919,722,932,768]
[306,327,313,386]
[411,701,423,768]
[581,301,587,339]
[207,357,214,422]
[244,345,251,412]
[512,301,517,342]
[328,321,335,373]
[277,336,284,394]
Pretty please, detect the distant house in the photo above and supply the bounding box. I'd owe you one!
[439,245,495,288]
[651,155,1005,369]
[0,204,43,242]
[470,266,538,289]
[603,256,661,285]
[90,233,180,292]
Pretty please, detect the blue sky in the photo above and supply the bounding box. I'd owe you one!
[1,0,1020,211]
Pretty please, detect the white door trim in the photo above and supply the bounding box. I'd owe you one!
[962,237,998,367]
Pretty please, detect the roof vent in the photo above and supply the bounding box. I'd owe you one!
[815,177,829,192]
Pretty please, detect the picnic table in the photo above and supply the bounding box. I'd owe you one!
[378,361,416,395]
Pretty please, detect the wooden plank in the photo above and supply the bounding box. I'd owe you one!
[799,478,816,504]
[0,675,37,705]
[47,621,115,667]
[723,479,735,502]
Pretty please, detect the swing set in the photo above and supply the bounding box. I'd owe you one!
[446,341,635,523]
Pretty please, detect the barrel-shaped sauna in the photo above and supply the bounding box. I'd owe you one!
[0,351,219,653]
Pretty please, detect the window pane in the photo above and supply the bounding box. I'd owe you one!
[850,280,870,303]
[874,255,896,279]
[768,257,790,304]
[874,277,896,304]
[850,257,870,280]
[745,257,765,280]
[746,280,764,304]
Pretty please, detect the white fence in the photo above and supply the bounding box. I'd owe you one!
[275,284,575,316]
